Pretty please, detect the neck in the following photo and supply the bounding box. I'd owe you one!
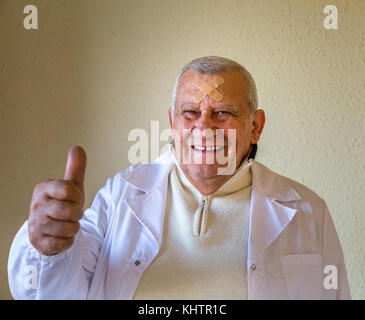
[177,153,251,195]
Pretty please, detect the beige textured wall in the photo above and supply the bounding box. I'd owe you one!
[1,0,364,299]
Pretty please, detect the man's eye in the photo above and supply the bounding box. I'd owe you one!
[183,110,200,118]
[216,111,231,116]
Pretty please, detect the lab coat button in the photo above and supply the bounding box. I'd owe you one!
[251,264,256,270]
[134,260,141,266]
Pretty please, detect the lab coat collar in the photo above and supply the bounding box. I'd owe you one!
[120,151,302,262]
[121,151,301,202]
[250,160,301,202]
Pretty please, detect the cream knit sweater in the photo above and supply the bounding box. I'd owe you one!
[133,158,253,299]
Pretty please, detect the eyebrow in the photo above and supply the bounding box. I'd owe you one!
[215,104,237,111]
[179,102,197,109]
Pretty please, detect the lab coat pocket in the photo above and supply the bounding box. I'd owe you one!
[280,253,324,300]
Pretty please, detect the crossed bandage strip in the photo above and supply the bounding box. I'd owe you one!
[192,75,224,103]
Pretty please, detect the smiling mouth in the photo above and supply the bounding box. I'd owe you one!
[191,145,225,152]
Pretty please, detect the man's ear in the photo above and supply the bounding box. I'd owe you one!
[168,108,173,128]
[250,109,265,144]
[169,108,172,128]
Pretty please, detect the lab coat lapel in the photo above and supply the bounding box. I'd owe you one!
[121,154,174,249]
[248,161,302,266]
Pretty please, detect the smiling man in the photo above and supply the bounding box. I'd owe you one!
[169,64,265,194]
[8,56,351,299]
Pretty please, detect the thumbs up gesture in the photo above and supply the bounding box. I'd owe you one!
[28,146,87,256]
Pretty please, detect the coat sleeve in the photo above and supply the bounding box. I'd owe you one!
[321,203,351,300]
[7,177,113,300]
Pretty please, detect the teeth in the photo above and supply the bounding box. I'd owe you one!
[193,146,224,151]
[194,146,205,151]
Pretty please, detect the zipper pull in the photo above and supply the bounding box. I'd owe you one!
[193,195,209,237]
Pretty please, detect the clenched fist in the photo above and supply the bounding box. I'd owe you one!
[28,146,87,256]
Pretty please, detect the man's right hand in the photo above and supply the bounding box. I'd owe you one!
[28,146,87,256]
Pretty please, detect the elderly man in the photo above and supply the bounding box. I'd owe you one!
[8,56,350,299]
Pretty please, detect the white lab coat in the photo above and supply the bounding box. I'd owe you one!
[8,150,351,299]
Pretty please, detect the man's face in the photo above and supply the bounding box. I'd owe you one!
[170,69,256,181]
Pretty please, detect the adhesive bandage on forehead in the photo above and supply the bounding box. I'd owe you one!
[192,75,224,103]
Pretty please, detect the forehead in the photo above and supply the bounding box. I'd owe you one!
[176,69,248,104]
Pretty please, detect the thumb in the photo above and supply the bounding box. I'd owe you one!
[64,146,87,197]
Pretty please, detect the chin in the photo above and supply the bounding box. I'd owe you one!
[188,164,223,179]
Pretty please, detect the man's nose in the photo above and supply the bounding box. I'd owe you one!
[194,110,216,131]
